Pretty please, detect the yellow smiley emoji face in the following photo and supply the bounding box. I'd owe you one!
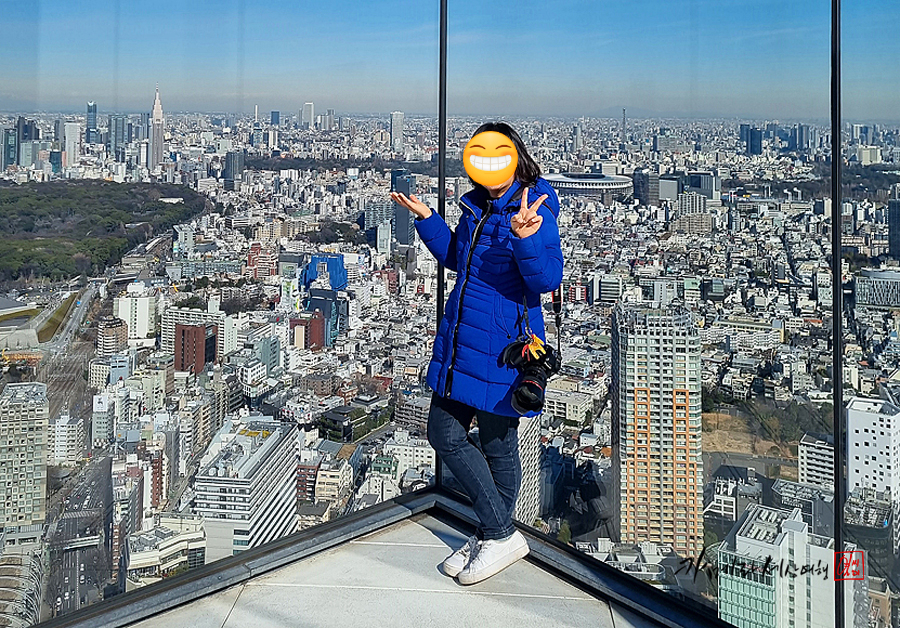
[463,131,518,187]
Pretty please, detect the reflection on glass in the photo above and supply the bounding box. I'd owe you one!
[0,0,440,622]
[841,2,900,626]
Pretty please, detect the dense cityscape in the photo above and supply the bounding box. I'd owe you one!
[1,87,900,628]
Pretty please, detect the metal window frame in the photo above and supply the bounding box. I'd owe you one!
[831,0,844,627]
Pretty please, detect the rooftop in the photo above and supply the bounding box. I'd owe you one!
[737,505,793,545]
[36,488,731,628]
[0,382,48,406]
[197,416,290,480]
[846,396,900,416]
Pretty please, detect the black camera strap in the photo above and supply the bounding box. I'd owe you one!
[551,288,562,358]
[519,288,563,359]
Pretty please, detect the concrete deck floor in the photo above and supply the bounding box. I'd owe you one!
[125,513,653,628]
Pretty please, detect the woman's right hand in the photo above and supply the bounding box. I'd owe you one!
[390,192,432,220]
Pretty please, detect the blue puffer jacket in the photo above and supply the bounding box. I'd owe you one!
[414,177,564,417]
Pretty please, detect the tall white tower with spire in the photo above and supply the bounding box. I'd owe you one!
[149,85,165,172]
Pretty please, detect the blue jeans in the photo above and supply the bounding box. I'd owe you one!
[427,392,521,541]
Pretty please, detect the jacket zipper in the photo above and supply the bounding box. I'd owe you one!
[443,198,494,398]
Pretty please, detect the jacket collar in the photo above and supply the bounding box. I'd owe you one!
[460,179,524,218]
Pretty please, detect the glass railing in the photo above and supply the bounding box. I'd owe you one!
[0,1,895,627]
[840,4,900,628]
[1,1,440,623]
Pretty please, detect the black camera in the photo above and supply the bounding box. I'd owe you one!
[500,335,561,415]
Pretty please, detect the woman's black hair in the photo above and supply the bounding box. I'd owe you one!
[468,121,541,190]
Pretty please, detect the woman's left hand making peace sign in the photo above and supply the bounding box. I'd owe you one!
[511,190,548,239]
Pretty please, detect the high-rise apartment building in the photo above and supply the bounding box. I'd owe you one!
[193,415,300,561]
[96,316,129,357]
[390,111,404,152]
[161,302,242,359]
[174,323,217,374]
[50,414,85,466]
[149,86,165,171]
[798,432,834,489]
[0,383,49,527]
[86,101,98,144]
[611,305,703,556]
[113,287,158,341]
[674,191,708,218]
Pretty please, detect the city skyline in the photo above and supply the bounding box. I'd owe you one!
[2,0,897,121]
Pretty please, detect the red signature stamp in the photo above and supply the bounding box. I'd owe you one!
[834,551,865,581]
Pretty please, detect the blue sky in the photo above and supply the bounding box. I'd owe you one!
[2,0,897,121]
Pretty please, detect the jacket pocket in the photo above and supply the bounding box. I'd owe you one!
[493,293,513,343]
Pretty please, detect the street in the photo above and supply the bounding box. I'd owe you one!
[45,455,112,619]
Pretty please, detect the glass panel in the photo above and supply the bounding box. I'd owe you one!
[0,1,439,621]
[441,0,837,625]
[841,3,900,628]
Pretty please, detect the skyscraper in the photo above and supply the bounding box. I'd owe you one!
[108,114,127,161]
[149,86,165,171]
[391,111,404,152]
[797,123,811,151]
[0,383,49,527]
[64,122,81,167]
[301,102,314,129]
[270,110,280,126]
[611,305,703,556]
[224,150,245,191]
[391,169,416,246]
[632,168,660,207]
[2,128,16,170]
[15,116,39,164]
[748,128,763,156]
[888,199,900,258]
[86,101,98,144]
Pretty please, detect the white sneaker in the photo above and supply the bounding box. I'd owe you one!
[456,530,529,585]
[441,534,481,577]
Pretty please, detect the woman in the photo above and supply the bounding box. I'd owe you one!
[391,122,563,585]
